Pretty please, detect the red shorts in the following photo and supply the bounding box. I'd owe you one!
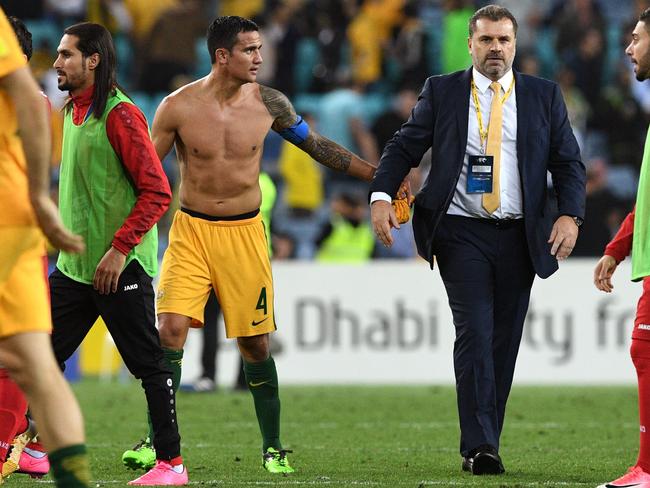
[634,277,650,340]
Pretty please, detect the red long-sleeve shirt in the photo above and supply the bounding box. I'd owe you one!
[604,207,635,263]
[69,85,172,255]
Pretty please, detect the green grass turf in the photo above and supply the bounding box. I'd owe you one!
[5,380,639,487]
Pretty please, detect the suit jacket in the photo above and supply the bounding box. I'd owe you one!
[370,68,586,279]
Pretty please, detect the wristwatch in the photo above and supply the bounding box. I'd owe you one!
[572,216,583,227]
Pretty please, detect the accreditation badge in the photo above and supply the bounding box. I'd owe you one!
[466,155,493,193]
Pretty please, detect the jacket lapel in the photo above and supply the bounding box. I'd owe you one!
[453,68,472,160]
[514,70,528,177]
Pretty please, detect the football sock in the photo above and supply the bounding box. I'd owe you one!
[26,440,45,453]
[169,456,184,473]
[243,356,281,451]
[49,444,90,487]
[632,338,650,472]
[163,348,184,393]
[146,348,183,443]
[0,370,28,461]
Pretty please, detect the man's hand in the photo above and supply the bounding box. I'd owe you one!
[391,181,415,224]
[371,200,400,247]
[593,255,618,293]
[93,246,127,294]
[548,215,579,260]
[31,195,85,253]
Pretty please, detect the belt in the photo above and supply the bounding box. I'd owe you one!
[445,214,524,228]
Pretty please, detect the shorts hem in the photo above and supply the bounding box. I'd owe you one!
[0,325,52,340]
[226,324,277,339]
[156,307,204,328]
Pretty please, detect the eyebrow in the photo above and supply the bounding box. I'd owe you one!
[479,35,511,40]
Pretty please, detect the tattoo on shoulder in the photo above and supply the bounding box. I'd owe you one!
[259,85,297,131]
[300,132,351,174]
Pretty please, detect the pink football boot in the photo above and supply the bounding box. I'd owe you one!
[128,460,188,486]
[598,466,650,487]
[16,447,49,478]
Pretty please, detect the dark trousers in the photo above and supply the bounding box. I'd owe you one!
[49,260,181,459]
[434,215,535,456]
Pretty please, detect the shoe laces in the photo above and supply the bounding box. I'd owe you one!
[265,449,292,465]
[131,439,152,451]
[152,460,172,471]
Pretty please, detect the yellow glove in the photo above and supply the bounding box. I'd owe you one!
[391,194,415,224]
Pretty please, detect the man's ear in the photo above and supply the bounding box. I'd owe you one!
[216,47,229,64]
[87,53,100,71]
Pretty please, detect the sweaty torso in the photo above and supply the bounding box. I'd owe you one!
[171,81,273,216]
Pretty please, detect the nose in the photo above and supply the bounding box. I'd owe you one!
[53,55,62,69]
[625,41,633,56]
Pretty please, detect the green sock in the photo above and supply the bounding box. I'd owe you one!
[146,348,184,440]
[243,355,281,451]
[49,444,90,488]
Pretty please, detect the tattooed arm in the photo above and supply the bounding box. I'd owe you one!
[259,85,377,182]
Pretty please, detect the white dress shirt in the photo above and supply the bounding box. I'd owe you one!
[447,68,522,219]
[370,68,522,219]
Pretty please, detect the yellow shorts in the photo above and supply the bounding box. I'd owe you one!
[157,209,276,338]
[0,227,51,339]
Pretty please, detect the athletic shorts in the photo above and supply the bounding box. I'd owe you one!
[0,227,50,338]
[634,277,650,340]
[157,208,276,338]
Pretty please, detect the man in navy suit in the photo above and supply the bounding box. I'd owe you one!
[370,5,586,475]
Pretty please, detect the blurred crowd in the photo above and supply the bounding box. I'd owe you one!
[5,0,650,260]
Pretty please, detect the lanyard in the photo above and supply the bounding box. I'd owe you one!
[471,77,515,153]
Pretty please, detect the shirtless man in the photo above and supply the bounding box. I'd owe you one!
[139,15,384,474]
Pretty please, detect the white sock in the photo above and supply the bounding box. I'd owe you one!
[23,447,47,459]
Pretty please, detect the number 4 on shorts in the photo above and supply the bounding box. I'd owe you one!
[256,287,267,315]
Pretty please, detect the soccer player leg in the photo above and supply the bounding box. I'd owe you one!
[633,338,650,470]
[97,261,185,483]
[0,335,89,488]
[632,280,650,475]
[0,234,89,487]
[602,280,650,488]
[633,280,650,472]
[0,368,34,479]
[237,334,293,474]
[156,210,213,398]
[599,336,650,488]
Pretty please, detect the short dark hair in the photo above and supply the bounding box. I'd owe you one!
[207,16,259,64]
[8,16,32,60]
[640,7,650,29]
[469,5,518,38]
[63,22,117,119]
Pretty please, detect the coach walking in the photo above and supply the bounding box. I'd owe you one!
[370,5,586,476]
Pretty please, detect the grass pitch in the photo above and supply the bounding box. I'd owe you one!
[5,380,638,487]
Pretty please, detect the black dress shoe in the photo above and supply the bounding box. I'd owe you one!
[461,456,473,472]
[470,445,505,475]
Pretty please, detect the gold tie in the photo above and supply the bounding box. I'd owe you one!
[482,81,503,214]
